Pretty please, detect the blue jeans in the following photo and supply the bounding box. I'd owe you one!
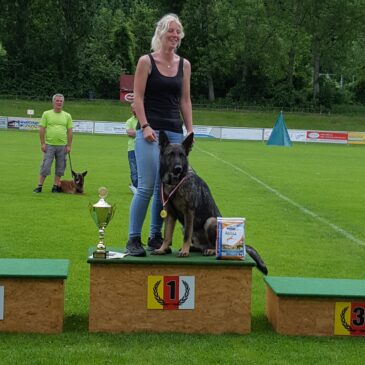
[128,129,183,239]
[128,150,138,188]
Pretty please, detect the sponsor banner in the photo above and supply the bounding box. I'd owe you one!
[264,129,312,142]
[0,286,3,320]
[0,117,7,129]
[222,127,263,141]
[193,126,215,138]
[348,132,365,145]
[120,91,134,103]
[73,120,94,134]
[7,118,40,130]
[289,129,307,142]
[147,275,195,310]
[94,122,126,135]
[334,302,365,336]
[306,131,348,144]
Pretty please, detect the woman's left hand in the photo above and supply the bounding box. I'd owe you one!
[143,126,157,142]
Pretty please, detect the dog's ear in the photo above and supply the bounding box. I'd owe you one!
[72,170,76,176]
[159,130,170,152]
[82,171,88,177]
[182,132,194,156]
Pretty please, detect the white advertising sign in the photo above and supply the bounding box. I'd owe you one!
[73,120,94,134]
[94,122,126,135]
[0,117,7,129]
[222,127,263,141]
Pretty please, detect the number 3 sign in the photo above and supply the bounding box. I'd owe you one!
[335,302,365,336]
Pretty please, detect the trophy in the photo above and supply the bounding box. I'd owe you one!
[89,187,116,258]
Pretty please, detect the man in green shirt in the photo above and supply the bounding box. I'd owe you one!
[33,94,73,193]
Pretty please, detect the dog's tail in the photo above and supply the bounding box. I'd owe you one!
[246,244,268,275]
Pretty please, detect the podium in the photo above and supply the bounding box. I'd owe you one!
[265,276,365,336]
[88,249,255,334]
[0,258,69,333]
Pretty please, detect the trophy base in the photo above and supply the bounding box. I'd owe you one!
[93,250,108,259]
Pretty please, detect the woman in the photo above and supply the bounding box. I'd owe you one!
[126,13,193,256]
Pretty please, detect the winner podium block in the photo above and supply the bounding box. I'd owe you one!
[88,249,255,334]
[0,259,69,333]
[265,276,365,336]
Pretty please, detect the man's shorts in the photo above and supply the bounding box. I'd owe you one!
[39,145,67,177]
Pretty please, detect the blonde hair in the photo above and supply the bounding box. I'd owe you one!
[151,14,184,52]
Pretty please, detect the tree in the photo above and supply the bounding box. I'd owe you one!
[304,0,365,106]
[182,0,244,101]
[77,7,136,98]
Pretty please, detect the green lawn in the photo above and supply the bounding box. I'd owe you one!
[0,130,364,364]
[1,98,365,131]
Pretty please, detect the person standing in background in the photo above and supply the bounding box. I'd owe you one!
[125,103,138,194]
[33,93,73,193]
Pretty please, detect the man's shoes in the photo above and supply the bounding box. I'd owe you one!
[125,236,146,257]
[147,233,163,251]
[129,184,137,195]
[51,185,62,193]
[33,186,42,193]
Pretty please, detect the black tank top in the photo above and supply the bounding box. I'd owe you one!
[140,54,184,133]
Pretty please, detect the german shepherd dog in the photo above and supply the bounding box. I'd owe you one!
[154,131,268,275]
[60,170,87,194]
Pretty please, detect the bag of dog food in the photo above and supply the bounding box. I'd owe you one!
[216,217,246,260]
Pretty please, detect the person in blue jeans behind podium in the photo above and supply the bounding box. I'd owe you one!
[125,13,193,256]
[125,103,138,195]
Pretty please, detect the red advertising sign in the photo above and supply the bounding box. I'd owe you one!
[120,74,134,103]
[306,131,348,143]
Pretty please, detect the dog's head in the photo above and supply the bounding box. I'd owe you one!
[159,131,194,185]
[72,170,87,193]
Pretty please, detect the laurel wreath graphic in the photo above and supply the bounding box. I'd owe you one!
[340,306,365,333]
[153,280,190,306]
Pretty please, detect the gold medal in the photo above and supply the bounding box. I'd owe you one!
[160,209,167,219]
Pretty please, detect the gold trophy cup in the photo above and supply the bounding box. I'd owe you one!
[89,187,116,258]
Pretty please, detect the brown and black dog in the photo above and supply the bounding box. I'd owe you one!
[60,170,87,194]
[153,131,268,275]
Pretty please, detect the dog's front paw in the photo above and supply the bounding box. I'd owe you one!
[151,247,172,255]
[202,249,215,256]
[178,249,190,257]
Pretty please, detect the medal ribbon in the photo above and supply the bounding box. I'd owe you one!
[160,175,189,211]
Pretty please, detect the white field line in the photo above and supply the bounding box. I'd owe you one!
[197,146,365,247]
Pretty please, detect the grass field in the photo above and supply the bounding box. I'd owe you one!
[0,129,364,364]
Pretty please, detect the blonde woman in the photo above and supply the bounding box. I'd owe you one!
[126,14,193,256]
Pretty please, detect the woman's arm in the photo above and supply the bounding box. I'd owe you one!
[134,55,157,142]
[180,59,193,134]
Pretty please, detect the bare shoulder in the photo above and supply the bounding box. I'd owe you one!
[138,54,151,66]
[183,58,191,71]
[136,54,151,74]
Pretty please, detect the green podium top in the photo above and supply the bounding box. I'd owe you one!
[0,259,69,279]
[264,276,365,299]
[87,247,256,267]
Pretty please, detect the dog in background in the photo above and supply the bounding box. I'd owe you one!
[60,170,87,194]
[153,131,268,275]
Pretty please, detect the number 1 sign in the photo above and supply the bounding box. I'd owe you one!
[147,276,195,310]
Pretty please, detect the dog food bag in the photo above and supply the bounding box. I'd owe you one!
[216,217,246,260]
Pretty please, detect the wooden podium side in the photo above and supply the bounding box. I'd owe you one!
[265,276,365,336]
[0,259,69,333]
[88,250,255,334]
